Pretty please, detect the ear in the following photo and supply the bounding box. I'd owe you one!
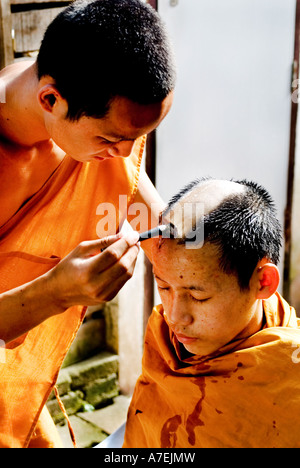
[38,84,68,116]
[255,263,280,299]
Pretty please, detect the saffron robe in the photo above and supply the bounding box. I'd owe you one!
[123,292,300,448]
[0,136,145,448]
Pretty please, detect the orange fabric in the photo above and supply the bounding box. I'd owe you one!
[124,292,300,448]
[53,386,77,448]
[0,137,145,448]
[27,406,63,449]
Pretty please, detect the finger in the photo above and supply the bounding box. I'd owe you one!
[95,252,139,302]
[89,243,140,294]
[105,243,139,279]
[80,247,139,306]
[77,233,124,257]
[89,232,140,273]
[101,275,133,302]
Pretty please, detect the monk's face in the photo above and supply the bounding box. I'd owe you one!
[152,239,263,357]
[43,93,173,162]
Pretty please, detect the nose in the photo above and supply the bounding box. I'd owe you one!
[108,139,135,158]
[165,293,193,329]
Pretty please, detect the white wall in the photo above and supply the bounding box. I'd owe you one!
[117,0,298,390]
[290,80,300,311]
[155,0,296,287]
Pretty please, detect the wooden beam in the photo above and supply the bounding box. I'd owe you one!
[10,0,70,4]
[283,0,300,300]
[12,7,65,53]
[0,0,14,69]
[147,0,158,10]
[143,1,158,329]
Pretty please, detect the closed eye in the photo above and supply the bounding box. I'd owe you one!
[97,137,114,144]
[96,136,122,144]
[190,296,210,303]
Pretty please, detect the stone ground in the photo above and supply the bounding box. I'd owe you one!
[46,351,131,448]
[56,394,131,448]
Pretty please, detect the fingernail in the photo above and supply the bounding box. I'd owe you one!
[125,231,140,244]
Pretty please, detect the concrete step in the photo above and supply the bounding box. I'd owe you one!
[79,394,131,435]
[59,351,119,389]
[47,351,120,424]
[57,395,131,448]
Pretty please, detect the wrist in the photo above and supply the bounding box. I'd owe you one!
[30,271,67,318]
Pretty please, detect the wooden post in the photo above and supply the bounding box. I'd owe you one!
[283,0,300,300]
[0,0,13,70]
[143,0,158,330]
[147,0,158,10]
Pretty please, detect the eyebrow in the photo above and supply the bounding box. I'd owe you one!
[184,285,206,292]
[154,274,206,292]
[101,133,136,142]
[154,274,168,283]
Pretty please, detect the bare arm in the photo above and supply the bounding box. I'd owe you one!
[128,168,166,261]
[0,232,140,344]
[0,172,164,344]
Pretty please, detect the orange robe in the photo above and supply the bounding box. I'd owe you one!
[124,292,300,448]
[0,137,145,448]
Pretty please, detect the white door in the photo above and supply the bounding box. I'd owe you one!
[155,0,296,285]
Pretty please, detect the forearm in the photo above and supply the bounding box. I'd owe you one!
[0,273,64,344]
[129,169,166,260]
[0,233,140,344]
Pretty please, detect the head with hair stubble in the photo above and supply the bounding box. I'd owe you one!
[152,177,282,357]
[36,0,176,162]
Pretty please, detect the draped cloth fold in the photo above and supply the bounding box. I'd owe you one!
[0,136,145,448]
[124,292,300,448]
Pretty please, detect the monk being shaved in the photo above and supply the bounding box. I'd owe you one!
[0,0,175,448]
[124,177,300,448]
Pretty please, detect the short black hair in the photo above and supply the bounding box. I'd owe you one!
[164,177,282,290]
[37,0,176,120]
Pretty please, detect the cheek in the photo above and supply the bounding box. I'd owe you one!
[198,295,252,340]
[47,121,73,147]
[191,297,235,333]
[58,129,95,155]
[193,304,219,332]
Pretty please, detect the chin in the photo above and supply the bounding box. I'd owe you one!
[184,343,217,357]
[67,153,91,162]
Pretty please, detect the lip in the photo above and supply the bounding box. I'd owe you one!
[174,332,198,345]
[93,154,115,161]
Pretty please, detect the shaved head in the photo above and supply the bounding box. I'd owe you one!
[159,177,282,289]
[183,179,246,214]
[164,179,245,240]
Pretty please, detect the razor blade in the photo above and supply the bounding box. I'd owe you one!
[138,224,177,242]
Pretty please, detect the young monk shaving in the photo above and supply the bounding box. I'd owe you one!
[123,177,300,448]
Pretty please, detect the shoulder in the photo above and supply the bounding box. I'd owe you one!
[0,60,34,82]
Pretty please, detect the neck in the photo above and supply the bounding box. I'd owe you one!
[236,300,264,341]
[0,61,50,148]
